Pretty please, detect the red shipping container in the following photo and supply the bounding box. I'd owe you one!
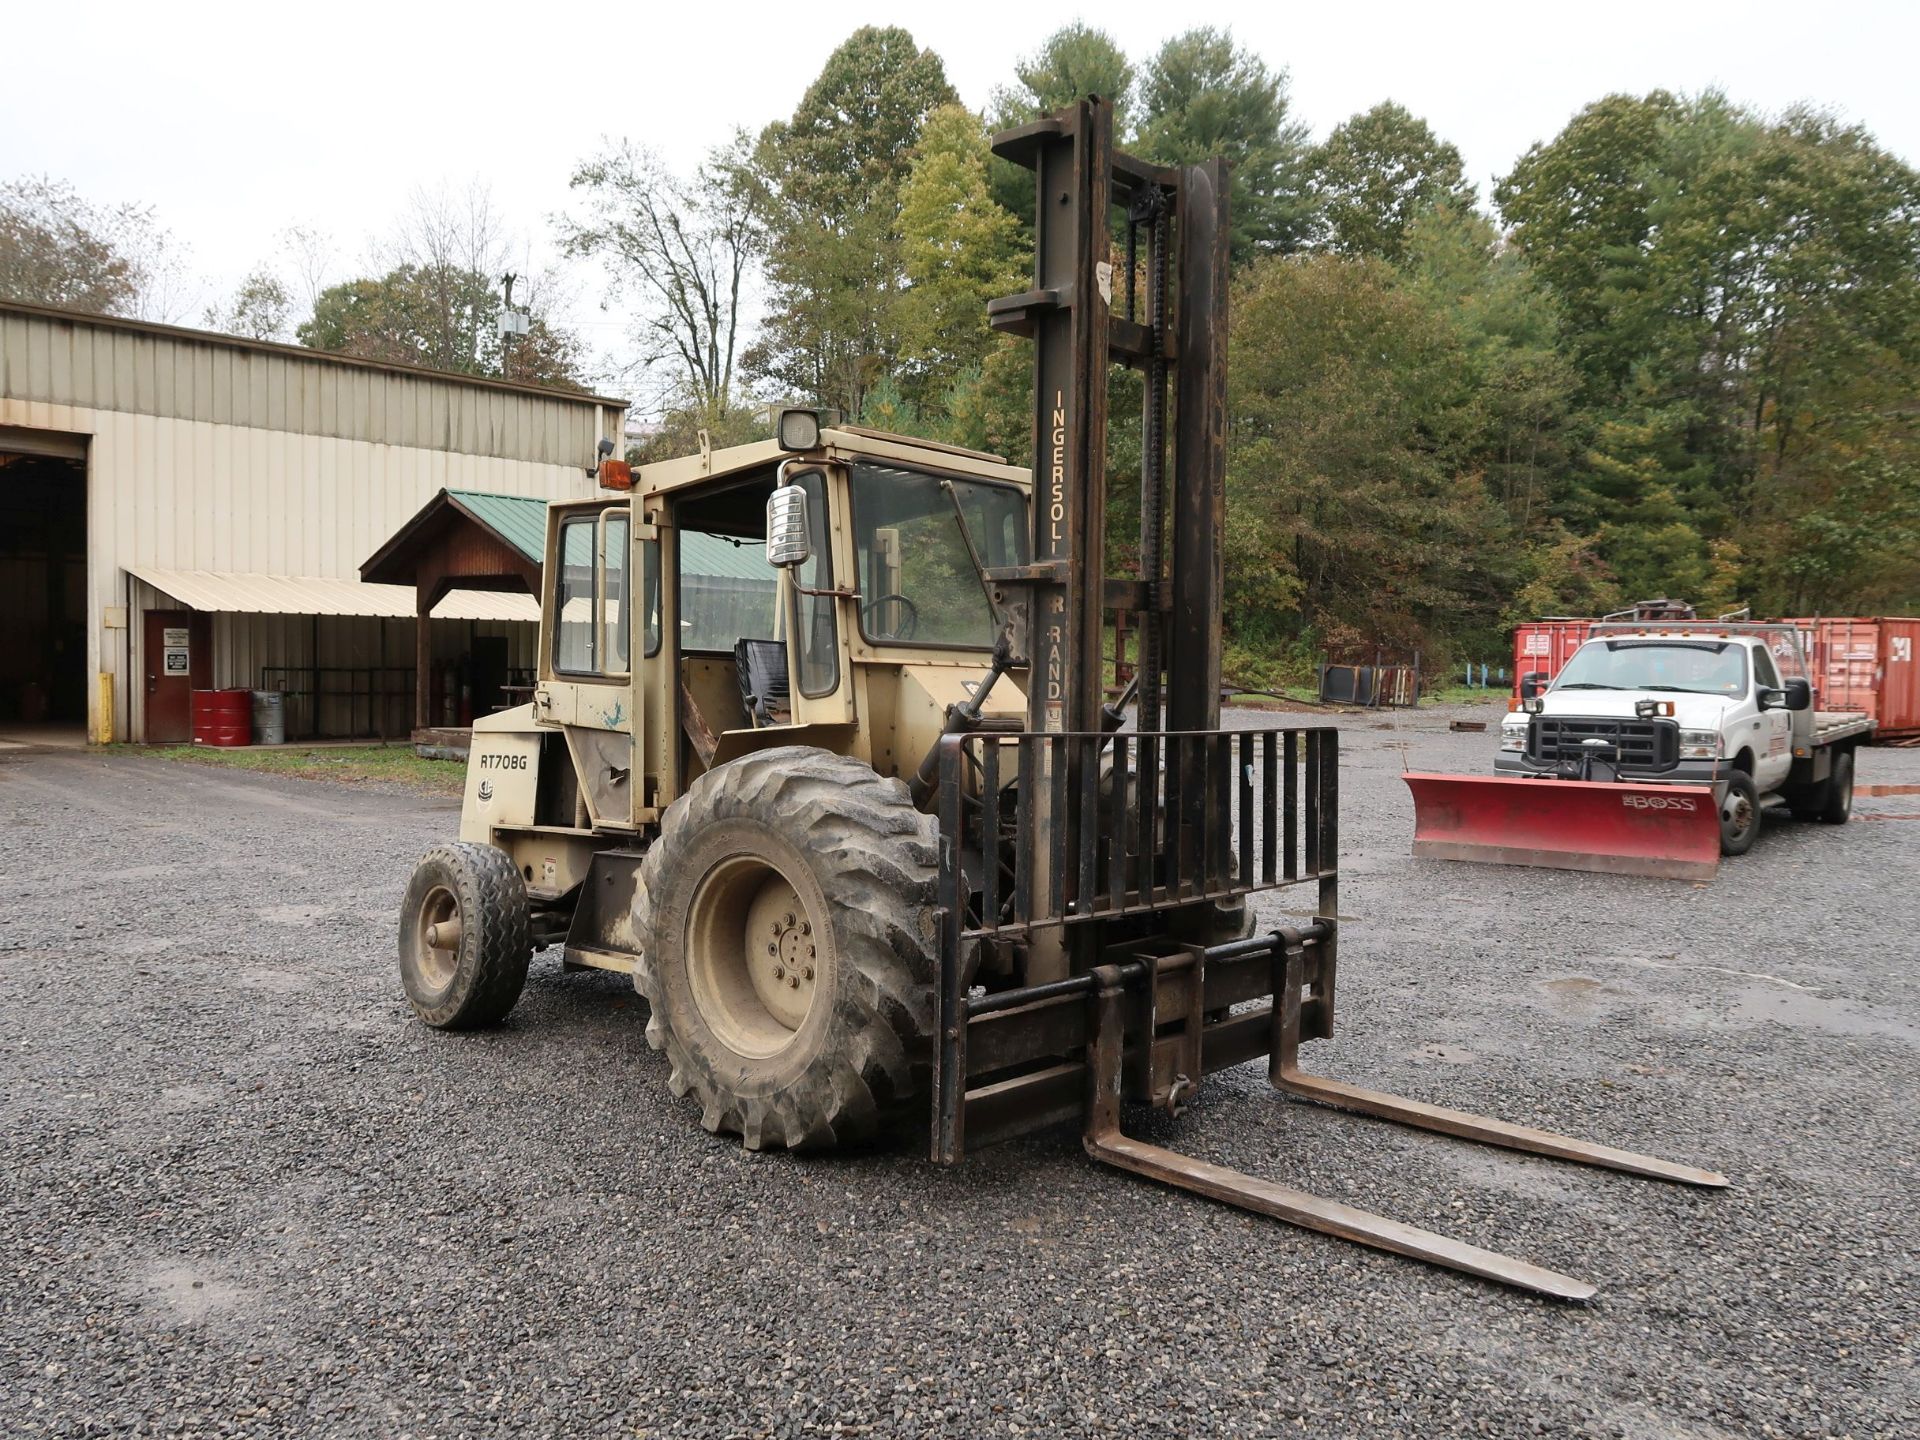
[1511,620,1593,697]
[191,688,252,747]
[1785,618,1920,739]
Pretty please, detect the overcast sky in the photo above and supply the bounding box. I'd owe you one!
[7,0,1916,398]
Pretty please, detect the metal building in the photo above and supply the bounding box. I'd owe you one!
[0,300,624,744]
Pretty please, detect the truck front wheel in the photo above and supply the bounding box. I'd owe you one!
[1718,772,1760,856]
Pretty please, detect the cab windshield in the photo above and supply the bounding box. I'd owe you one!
[1553,641,1748,697]
[849,463,1029,648]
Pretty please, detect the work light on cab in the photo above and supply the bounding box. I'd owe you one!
[776,407,823,452]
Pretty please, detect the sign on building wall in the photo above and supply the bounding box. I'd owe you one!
[162,626,189,675]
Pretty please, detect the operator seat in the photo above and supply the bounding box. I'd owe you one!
[734,638,791,727]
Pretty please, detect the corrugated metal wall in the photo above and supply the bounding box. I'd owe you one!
[0,303,619,741]
[0,306,610,467]
[129,576,537,739]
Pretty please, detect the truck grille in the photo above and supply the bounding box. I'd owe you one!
[1526,716,1680,772]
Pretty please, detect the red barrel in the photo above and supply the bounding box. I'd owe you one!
[191,688,253,747]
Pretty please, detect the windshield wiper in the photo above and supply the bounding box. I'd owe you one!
[1555,682,1619,690]
[937,479,1000,616]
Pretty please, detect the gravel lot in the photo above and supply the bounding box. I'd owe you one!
[2,709,1915,1438]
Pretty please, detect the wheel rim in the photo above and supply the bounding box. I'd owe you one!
[1723,790,1755,839]
[686,854,822,1059]
[413,883,460,988]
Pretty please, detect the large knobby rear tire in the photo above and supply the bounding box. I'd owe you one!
[1718,771,1761,857]
[633,747,940,1151]
[399,842,532,1029]
[1820,750,1854,824]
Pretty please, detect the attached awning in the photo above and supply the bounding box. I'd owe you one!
[127,565,540,623]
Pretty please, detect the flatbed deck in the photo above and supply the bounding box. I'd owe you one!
[1812,711,1875,745]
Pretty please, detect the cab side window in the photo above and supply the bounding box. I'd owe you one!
[555,517,598,673]
[1752,647,1780,691]
[553,510,631,679]
[605,514,632,675]
[791,469,838,697]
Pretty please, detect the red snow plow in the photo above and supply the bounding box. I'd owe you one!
[1404,773,1724,881]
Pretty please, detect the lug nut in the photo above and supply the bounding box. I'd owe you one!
[772,963,785,980]
[786,974,800,988]
[802,965,814,981]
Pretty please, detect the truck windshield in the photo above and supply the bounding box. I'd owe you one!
[848,463,1029,648]
[1553,641,1748,697]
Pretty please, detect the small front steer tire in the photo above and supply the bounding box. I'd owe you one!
[633,747,940,1152]
[399,842,532,1029]
[1718,771,1761,857]
[1820,750,1854,824]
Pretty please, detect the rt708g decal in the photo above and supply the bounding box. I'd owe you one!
[1622,794,1699,812]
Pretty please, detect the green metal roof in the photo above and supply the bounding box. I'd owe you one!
[443,490,770,584]
[680,530,773,584]
[447,490,549,565]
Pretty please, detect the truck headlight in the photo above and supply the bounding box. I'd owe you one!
[1500,724,1527,753]
[1679,729,1720,760]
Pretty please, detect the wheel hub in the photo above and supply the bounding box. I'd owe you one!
[685,855,823,1058]
[749,883,818,1033]
[414,884,459,988]
[1724,794,1754,835]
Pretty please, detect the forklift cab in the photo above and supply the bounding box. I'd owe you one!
[527,431,1031,836]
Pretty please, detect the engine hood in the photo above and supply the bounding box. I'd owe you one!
[1531,690,1734,729]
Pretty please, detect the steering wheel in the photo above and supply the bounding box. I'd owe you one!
[861,593,920,641]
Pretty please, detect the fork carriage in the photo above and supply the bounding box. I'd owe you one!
[928,724,1724,1301]
[932,726,1339,1156]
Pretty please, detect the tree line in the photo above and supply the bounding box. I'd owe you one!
[5,23,1916,672]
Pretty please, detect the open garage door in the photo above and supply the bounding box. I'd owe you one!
[0,440,87,743]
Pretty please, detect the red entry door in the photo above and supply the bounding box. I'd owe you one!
[143,609,205,742]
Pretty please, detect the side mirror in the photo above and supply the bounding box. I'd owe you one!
[1758,682,1811,711]
[1519,671,1547,700]
[766,482,812,568]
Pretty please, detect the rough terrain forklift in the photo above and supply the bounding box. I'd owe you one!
[399,100,1726,1300]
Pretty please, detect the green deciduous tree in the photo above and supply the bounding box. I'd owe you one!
[748,26,959,417]
[1497,91,1920,614]
[896,106,1025,409]
[1309,102,1474,262]
[299,265,580,387]
[204,269,293,341]
[1227,253,1512,658]
[300,185,583,388]
[1400,205,1583,536]
[1135,28,1314,258]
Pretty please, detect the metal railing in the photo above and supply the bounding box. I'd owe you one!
[936,726,1339,948]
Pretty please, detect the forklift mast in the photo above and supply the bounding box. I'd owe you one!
[986,98,1228,739]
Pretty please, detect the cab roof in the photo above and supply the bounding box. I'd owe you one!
[633,426,1031,501]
